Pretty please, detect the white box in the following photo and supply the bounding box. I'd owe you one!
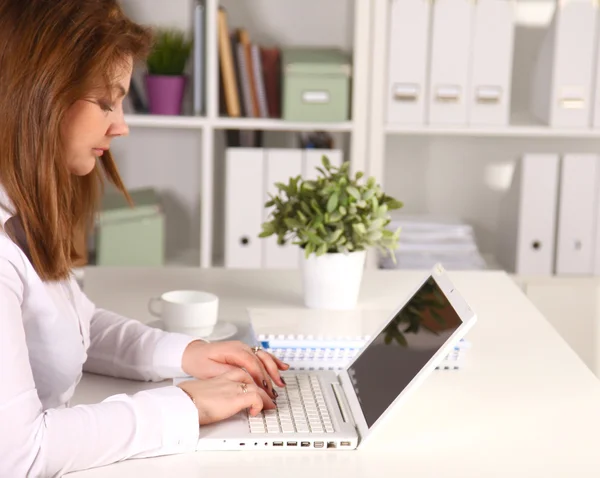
[467,0,515,126]
[224,148,264,269]
[555,154,599,275]
[427,0,475,125]
[386,0,431,124]
[263,149,303,269]
[496,154,560,276]
[531,0,598,128]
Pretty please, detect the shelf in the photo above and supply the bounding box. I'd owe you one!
[124,115,354,133]
[385,113,600,139]
[213,117,354,132]
[125,114,207,129]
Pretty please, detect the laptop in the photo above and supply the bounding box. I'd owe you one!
[196,263,477,451]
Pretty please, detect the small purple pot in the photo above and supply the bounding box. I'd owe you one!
[145,74,187,115]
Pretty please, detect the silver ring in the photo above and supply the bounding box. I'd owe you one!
[241,383,248,394]
[251,346,262,355]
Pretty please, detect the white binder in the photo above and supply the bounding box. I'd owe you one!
[496,154,560,276]
[592,6,600,128]
[263,149,303,269]
[555,154,599,275]
[427,0,475,125]
[386,0,431,124]
[224,148,264,269]
[593,163,600,274]
[531,0,598,128]
[467,0,515,126]
[303,149,343,180]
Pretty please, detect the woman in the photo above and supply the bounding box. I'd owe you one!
[0,1,288,476]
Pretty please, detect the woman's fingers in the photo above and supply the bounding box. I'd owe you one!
[236,382,276,416]
[223,367,254,384]
[256,351,287,388]
[235,349,276,398]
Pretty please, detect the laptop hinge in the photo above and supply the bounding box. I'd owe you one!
[331,382,355,426]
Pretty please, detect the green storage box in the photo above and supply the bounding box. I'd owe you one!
[281,48,351,122]
[96,187,165,267]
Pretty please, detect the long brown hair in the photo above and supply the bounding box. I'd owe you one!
[0,0,153,281]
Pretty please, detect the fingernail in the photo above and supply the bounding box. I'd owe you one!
[273,389,278,398]
[262,380,268,388]
[280,376,286,385]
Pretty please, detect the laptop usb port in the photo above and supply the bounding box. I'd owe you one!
[314,441,324,448]
[301,441,310,447]
[327,442,336,448]
[273,441,283,447]
[286,441,297,447]
[340,441,351,447]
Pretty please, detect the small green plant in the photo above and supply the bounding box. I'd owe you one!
[147,29,192,76]
[259,155,403,259]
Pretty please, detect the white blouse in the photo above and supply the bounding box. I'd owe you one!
[0,187,201,477]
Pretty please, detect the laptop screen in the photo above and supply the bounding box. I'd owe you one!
[346,276,462,428]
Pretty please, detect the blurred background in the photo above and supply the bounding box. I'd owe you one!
[83,0,600,375]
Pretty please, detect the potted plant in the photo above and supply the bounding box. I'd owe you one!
[259,155,403,309]
[145,28,192,115]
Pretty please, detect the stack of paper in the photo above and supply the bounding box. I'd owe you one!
[380,214,487,270]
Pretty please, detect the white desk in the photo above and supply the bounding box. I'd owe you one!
[68,267,600,477]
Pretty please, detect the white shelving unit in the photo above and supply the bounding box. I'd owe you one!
[363,0,600,378]
[92,0,600,379]
[119,0,371,269]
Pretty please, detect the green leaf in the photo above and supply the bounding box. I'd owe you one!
[328,211,343,223]
[284,218,303,230]
[347,186,361,200]
[327,192,339,213]
[368,218,384,231]
[274,182,288,193]
[305,242,315,258]
[367,230,382,242]
[310,199,322,215]
[321,155,331,170]
[352,223,367,235]
[363,188,375,201]
[317,243,328,256]
[329,228,344,243]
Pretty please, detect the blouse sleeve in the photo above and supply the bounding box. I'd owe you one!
[0,258,200,478]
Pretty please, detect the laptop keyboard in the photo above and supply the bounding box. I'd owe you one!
[247,373,335,434]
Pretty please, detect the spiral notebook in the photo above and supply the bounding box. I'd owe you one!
[247,308,471,372]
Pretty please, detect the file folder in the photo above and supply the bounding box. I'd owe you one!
[531,0,598,128]
[386,0,431,124]
[427,0,475,125]
[555,154,599,275]
[263,149,303,269]
[496,154,560,276]
[467,0,515,125]
[224,148,264,268]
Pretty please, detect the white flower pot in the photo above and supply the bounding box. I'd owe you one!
[301,250,366,310]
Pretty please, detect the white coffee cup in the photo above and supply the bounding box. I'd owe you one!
[148,290,219,337]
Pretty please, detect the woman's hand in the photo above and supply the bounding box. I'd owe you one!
[177,369,277,425]
[181,340,289,400]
